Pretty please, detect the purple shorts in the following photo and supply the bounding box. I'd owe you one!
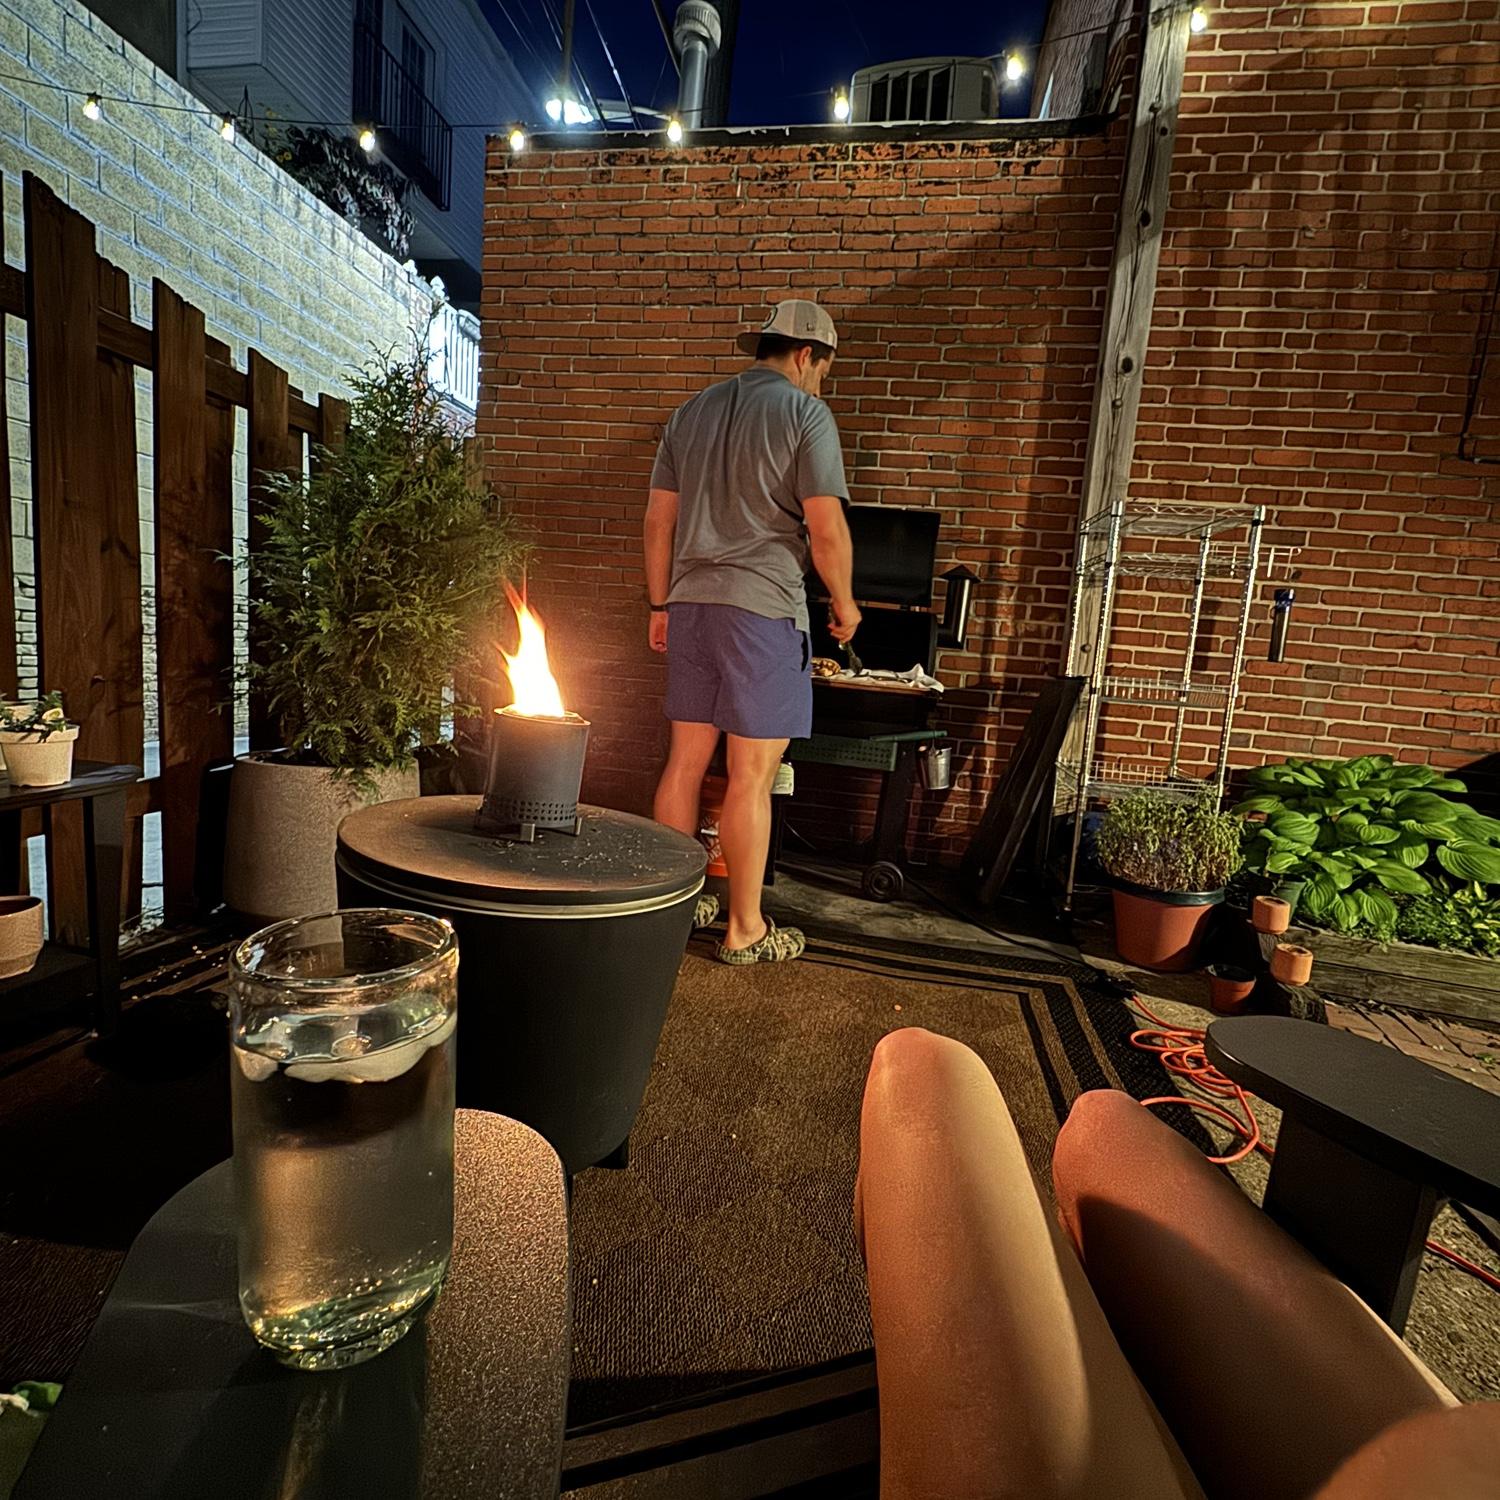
[664,603,812,740]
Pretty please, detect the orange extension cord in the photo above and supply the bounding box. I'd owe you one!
[1127,995,1500,1295]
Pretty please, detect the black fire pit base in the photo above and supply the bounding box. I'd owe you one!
[336,797,707,1176]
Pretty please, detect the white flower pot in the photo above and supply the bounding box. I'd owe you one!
[0,726,78,786]
[0,895,44,978]
[222,753,420,925]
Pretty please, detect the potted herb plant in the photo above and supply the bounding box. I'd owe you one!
[0,692,78,787]
[224,348,523,924]
[1095,790,1243,971]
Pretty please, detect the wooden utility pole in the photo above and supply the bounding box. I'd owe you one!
[1057,0,1195,782]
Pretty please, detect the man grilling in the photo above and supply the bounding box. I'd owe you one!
[644,299,860,965]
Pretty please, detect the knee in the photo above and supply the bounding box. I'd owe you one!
[1054,1090,1143,1185]
[865,1027,993,1119]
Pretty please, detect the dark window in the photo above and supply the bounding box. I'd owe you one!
[929,67,950,120]
[909,71,929,120]
[869,76,888,122]
[888,73,909,120]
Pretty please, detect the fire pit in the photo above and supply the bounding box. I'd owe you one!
[336,589,705,1175]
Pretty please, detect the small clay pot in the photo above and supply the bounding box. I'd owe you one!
[1252,895,1291,935]
[0,894,44,979]
[1270,943,1314,987]
[1207,964,1257,1015]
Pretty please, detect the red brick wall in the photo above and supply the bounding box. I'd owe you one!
[479,0,1500,861]
[1137,0,1500,774]
[478,132,1123,856]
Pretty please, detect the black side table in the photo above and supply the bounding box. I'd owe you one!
[0,760,137,1038]
[15,1109,572,1499]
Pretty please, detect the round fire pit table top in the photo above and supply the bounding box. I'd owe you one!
[338,796,707,910]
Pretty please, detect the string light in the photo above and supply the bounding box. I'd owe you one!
[82,92,101,121]
[1004,54,1027,83]
[545,96,563,123]
[508,125,527,152]
[1190,6,1209,30]
[666,117,684,145]
[832,90,850,123]
[358,125,377,152]
[218,113,236,142]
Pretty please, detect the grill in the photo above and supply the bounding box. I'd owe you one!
[790,504,976,901]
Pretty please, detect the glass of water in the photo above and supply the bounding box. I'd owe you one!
[229,908,458,1370]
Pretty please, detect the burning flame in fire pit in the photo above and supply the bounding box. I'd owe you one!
[500,583,567,718]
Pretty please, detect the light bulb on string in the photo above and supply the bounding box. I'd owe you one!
[1190,6,1209,30]
[358,125,377,152]
[545,97,563,123]
[832,91,850,123]
[508,126,527,153]
[83,92,102,121]
[218,113,236,142]
[1004,54,1026,83]
[666,117,684,145]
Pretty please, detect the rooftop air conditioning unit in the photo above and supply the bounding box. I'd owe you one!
[849,56,997,124]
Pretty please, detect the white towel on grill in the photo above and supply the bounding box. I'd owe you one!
[840,663,944,692]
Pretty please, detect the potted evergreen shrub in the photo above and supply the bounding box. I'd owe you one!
[0,692,78,787]
[1096,791,1243,971]
[224,349,522,923]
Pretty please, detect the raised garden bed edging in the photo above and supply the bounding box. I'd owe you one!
[1289,925,1500,1028]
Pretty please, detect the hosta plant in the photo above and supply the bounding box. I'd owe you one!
[1235,756,1500,947]
[1095,791,1243,895]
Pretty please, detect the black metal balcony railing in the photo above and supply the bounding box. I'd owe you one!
[353,22,453,212]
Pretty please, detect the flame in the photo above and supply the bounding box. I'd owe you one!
[500,583,567,718]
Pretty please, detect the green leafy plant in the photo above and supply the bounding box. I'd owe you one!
[0,691,73,740]
[1397,884,1500,958]
[1235,756,1500,949]
[1095,791,1243,895]
[263,124,416,258]
[247,348,524,779]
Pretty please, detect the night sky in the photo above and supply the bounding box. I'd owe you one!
[479,0,1052,128]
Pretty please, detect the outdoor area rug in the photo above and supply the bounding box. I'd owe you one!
[565,927,1188,1427]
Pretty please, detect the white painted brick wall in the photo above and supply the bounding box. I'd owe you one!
[1,0,434,733]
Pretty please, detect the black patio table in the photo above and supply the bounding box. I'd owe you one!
[15,1109,571,1500]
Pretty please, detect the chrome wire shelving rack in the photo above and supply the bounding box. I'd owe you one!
[1060,501,1266,908]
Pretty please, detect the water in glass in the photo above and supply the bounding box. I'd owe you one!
[230,909,457,1369]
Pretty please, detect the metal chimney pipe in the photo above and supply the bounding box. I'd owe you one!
[673,1,722,129]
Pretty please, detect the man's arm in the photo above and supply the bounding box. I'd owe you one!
[643,487,679,653]
[804,497,860,644]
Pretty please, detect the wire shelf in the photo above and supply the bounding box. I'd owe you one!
[1099,676,1234,710]
[1078,502,1262,540]
[1057,759,1220,802]
[1080,544,1257,582]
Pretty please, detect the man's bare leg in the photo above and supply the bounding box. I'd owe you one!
[720,734,788,950]
[856,1029,1202,1500]
[653,719,721,836]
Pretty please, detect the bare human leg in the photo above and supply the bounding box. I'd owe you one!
[720,733,788,951]
[856,1029,1203,1500]
[653,719,721,837]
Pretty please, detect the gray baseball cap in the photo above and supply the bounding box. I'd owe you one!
[737,298,838,355]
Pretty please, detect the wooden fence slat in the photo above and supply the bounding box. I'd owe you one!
[0,200,15,699]
[24,174,107,945]
[154,281,232,921]
[246,350,298,751]
[98,260,145,924]
[317,393,350,458]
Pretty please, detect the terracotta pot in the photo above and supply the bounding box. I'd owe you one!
[1110,880,1225,972]
[223,754,420,925]
[1207,964,1257,1015]
[1252,895,1291,935]
[0,726,77,787]
[1271,943,1314,987]
[0,895,44,979]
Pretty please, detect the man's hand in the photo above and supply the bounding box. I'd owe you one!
[649,610,669,654]
[828,597,861,644]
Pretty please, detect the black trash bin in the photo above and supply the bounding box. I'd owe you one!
[336,796,706,1175]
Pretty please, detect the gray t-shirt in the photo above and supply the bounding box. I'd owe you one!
[649,365,849,631]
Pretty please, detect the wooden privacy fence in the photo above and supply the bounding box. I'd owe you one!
[0,170,348,941]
